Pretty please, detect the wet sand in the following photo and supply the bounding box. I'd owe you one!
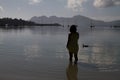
[0,57,120,80]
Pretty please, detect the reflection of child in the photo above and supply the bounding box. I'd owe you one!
[67,25,79,63]
[66,62,78,80]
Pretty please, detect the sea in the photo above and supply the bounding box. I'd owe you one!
[0,26,120,80]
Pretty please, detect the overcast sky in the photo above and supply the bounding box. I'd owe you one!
[0,0,120,21]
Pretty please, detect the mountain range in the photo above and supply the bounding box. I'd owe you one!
[30,15,120,28]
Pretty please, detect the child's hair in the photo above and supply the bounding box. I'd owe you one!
[70,25,77,33]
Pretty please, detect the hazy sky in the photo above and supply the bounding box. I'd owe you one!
[0,0,120,21]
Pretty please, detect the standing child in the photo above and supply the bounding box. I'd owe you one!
[67,25,79,64]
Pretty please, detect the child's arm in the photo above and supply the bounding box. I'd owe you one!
[66,34,70,48]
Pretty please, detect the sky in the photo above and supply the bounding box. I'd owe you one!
[0,0,120,21]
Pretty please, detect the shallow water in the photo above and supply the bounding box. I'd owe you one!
[0,26,120,80]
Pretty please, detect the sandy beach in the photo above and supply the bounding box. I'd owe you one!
[0,58,120,80]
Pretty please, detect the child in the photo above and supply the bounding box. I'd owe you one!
[66,25,79,64]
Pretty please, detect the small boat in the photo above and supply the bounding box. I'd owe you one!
[90,20,95,29]
[83,44,89,48]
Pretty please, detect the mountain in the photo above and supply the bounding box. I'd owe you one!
[108,20,120,26]
[30,15,120,28]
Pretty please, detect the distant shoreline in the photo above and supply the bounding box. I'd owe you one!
[0,18,61,29]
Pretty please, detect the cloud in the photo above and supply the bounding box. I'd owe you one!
[94,0,120,8]
[28,0,42,5]
[67,0,87,12]
[67,0,120,10]
[17,7,21,11]
[0,6,3,12]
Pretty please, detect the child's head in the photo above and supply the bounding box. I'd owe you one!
[70,25,77,33]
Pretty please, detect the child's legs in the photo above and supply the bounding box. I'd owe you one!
[69,52,73,61]
[74,53,78,61]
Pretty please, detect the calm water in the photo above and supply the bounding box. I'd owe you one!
[0,26,120,80]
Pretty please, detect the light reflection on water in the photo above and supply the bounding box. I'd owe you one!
[79,28,120,71]
[0,26,120,78]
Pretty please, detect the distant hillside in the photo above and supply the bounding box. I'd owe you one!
[108,20,120,27]
[30,15,120,28]
[0,18,36,27]
[0,18,61,29]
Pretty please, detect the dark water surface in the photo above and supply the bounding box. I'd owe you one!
[0,26,120,80]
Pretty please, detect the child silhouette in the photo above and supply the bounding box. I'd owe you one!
[67,25,79,64]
